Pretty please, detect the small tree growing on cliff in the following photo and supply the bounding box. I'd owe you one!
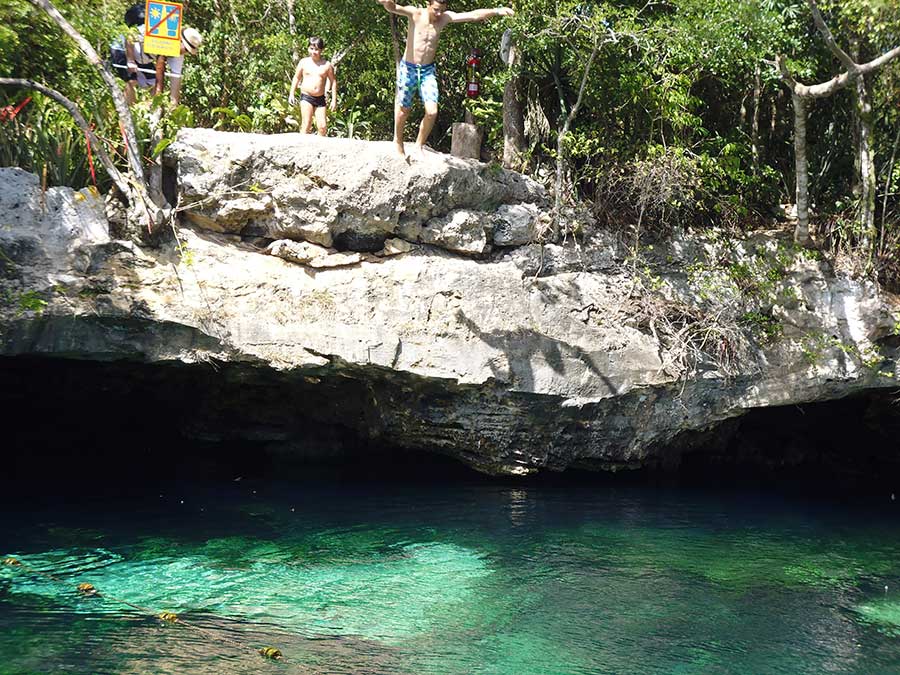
[2,0,167,236]
[516,1,646,238]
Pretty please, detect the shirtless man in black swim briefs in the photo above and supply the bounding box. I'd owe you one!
[288,37,338,136]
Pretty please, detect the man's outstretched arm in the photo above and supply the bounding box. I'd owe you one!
[446,6,513,23]
[375,0,416,17]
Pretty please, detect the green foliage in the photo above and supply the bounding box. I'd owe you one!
[5,289,49,316]
[329,104,377,140]
[801,332,887,373]
[0,0,897,243]
[0,93,109,190]
[464,92,503,148]
[211,106,252,132]
[739,310,782,345]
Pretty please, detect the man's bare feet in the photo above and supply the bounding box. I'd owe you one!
[394,140,407,158]
[412,144,434,161]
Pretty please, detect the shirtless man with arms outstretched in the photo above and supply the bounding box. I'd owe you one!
[289,37,338,136]
[375,0,513,158]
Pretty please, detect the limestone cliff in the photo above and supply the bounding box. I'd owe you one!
[1,129,898,475]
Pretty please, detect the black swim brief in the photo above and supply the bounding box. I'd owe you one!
[300,92,327,108]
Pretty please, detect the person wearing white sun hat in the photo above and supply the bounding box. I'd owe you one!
[158,26,203,104]
[111,19,203,106]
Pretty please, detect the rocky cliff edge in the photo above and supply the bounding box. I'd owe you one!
[1,129,898,475]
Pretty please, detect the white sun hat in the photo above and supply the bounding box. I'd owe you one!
[181,27,202,55]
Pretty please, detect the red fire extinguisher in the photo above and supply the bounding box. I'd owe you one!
[466,48,482,98]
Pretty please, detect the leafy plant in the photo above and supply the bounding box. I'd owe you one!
[16,290,48,315]
[211,107,252,133]
[329,105,376,139]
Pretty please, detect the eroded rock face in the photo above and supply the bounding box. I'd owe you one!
[0,168,109,272]
[165,129,548,255]
[1,166,898,476]
[0,167,111,305]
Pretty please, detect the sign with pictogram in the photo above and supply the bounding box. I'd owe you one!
[143,1,183,57]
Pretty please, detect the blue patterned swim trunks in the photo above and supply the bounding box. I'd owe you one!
[396,61,439,109]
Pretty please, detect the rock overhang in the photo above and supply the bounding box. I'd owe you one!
[2,159,899,477]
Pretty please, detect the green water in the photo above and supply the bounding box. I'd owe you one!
[1,482,899,674]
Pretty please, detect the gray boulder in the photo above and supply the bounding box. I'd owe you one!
[165,128,547,255]
[0,167,109,287]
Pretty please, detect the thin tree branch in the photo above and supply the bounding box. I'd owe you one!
[331,30,366,67]
[858,45,900,75]
[807,0,857,72]
[568,35,600,123]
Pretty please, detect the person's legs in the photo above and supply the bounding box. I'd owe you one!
[314,106,327,136]
[414,65,440,155]
[394,61,418,156]
[153,56,166,96]
[300,100,314,134]
[124,81,136,106]
[168,77,182,105]
[415,102,438,155]
[394,103,411,155]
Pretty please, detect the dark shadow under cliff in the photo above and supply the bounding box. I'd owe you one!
[1,356,898,496]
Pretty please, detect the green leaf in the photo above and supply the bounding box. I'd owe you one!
[151,138,175,158]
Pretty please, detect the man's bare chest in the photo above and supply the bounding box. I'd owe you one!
[304,60,330,77]
[412,15,446,43]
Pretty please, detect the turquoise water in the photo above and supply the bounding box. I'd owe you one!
[1,481,899,674]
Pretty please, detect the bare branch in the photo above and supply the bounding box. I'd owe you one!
[774,54,851,98]
[776,5,900,100]
[331,30,366,67]
[859,44,900,75]
[568,36,600,124]
[807,0,857,72]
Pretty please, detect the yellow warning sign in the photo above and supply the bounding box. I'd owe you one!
[144,1,183,57]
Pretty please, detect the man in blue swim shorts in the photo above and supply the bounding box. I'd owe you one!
[375,0,514,159]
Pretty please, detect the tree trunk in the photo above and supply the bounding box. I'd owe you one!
[751,62,761,171]
[501,31,525,170]
[850,38,862,199]
[389,15,401,65]
[792,92,810,244]
[553,39,599,238]
[879,124,900,257]
[855,73,877,261]
[286,0,297,63]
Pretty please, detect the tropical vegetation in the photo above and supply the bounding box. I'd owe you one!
[1,0,899,280]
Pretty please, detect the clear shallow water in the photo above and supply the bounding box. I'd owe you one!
[1,481,899,675]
